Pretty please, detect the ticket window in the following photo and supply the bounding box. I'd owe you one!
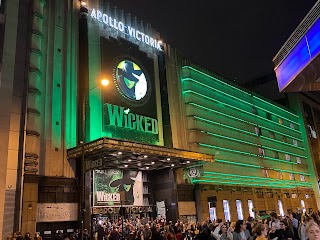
[223,200,231,222]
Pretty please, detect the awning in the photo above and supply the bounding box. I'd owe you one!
[67,137,214,171]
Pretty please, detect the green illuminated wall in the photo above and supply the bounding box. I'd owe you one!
[168,62,313,190]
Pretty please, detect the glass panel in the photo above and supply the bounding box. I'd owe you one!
[223,200,231,221]
[278,200,285,217]
[301,200,306,213]
[248,200,255,218]
[208,202,217,221]
[236,200,243,220]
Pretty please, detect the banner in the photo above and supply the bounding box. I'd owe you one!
[156,201,166,219]
[37,203,78,222]
[93,169,143,206]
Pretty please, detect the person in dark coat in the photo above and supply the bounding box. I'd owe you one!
[269,220,295,240]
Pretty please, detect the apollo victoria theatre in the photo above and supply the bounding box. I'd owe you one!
[90,8,162,51]
[67,0,214,231]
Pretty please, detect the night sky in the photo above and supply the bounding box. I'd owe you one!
[106,0,318,85]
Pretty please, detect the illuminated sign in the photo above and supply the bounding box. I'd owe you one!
[96,192,120,202]
[104,103,159,134]
[93,170,144,207]
[90,8,162,51]
[114,60,148,101]
[275,18,320,91]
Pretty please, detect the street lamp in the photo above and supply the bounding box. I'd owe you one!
[80,79,109,240]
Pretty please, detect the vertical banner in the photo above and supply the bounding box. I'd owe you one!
[156,201,166,219]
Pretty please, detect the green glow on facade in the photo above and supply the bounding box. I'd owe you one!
[182,66,299,119]
[202,171,311,186]
[199,142,298,165]
[182,77,300,129]
[214,159,309,176]
[51,25,63,148]
[183,89,301,140]
[181,65,312,190]
[191,179,310,189]
[188,102,305,148]
[193,115,256,136]
[201,130,305,159]
[193,116,300,164]
[65,10,77,148]
[260,135,305,150]
[215,159,262,168]
[263,145,306,159]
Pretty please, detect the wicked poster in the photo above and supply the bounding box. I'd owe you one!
[93,169,143,207]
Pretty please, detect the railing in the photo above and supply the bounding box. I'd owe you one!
[273,1,320,68]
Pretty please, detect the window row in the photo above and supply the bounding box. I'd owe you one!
[252,106,297,129]
[255,126,301,148]
[258,147,302,164]
[209,199,307,222]
[262,169,306,181]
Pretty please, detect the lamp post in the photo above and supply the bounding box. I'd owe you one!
[78,1,109,239]
[80,79,109,240]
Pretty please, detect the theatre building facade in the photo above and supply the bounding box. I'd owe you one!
[0,0,319,238]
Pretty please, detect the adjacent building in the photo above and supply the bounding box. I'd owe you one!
[0,0,318,239]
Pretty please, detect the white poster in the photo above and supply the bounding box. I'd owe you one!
[37,203,78,222]
[156,201,166,219]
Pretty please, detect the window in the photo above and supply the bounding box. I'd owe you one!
[285,154,291,161]
[289,173,294,180]
[293,139,298,146]
[255,126,262,136]
[269,131,275,139]
[262,169,269,178]
[300,175,305,182]
[236,200,243,220]
[208,202,217,221]
[274,151,279,159]
[296,157,301,164]
[266,112,272,120]
[282,136,287,143]
[278,172,283,180]
[301,200,306,213]
[223,200,231,221]
[290,123,295,129]
[278,200,285,217]
[258,148,265,157]
[248,200,255,218]
[305,194,310,199]
[307,125,317,139]
[292,193,298,198]
[252,106,258,114]
[278,118,283,124]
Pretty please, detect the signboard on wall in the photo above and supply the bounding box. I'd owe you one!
[185,165,203,178]
[100,37,160,144]
[93,169,144,206]
[37,203,78,222]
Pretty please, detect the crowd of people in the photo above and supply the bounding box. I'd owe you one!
[7,211,320,240]
[7,232,42,240]
[89,211,320,240]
